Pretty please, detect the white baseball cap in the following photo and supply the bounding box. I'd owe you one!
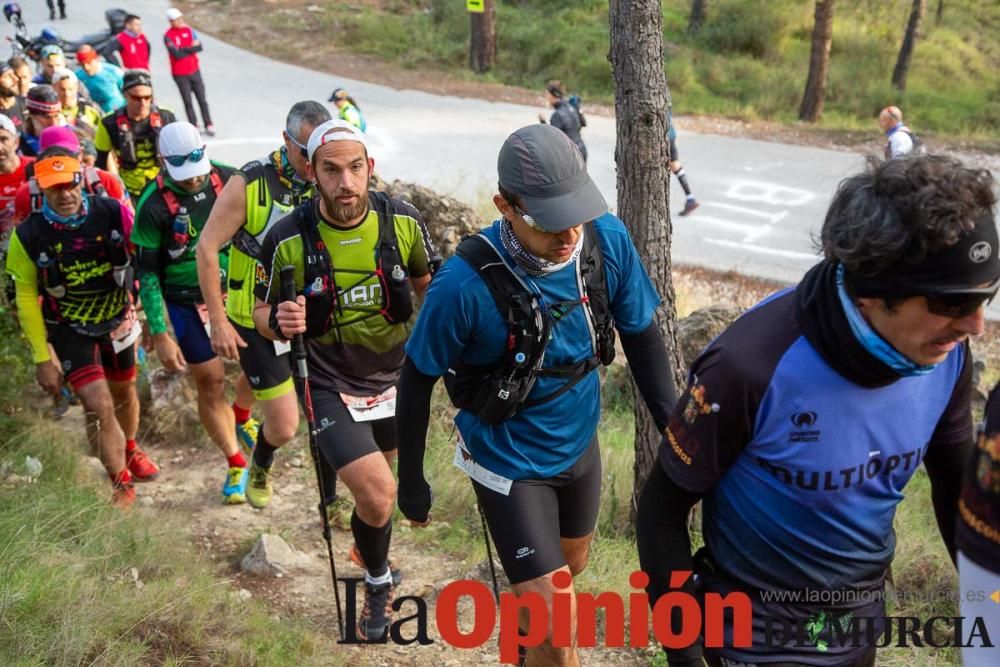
[166,8,183,21]
[306,119,369,162]
[0,113,17,137]
[158,121,210,181]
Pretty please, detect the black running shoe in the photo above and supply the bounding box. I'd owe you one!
[357,579,395,642]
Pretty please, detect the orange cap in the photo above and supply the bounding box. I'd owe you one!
[35,156,82,189]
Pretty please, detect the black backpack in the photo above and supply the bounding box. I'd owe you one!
[295,191,415,338]
[443,222,615,425]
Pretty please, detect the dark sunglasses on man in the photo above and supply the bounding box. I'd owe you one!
[923,275,1000,318]
[164,146,206,167]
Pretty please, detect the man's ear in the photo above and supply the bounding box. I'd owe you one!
[305,159,316,183]
[493,193,513,218]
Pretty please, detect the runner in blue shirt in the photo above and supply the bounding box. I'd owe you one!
[396,124,679,666]
[637,154,998,667]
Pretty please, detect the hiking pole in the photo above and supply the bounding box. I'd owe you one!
[478,502,500,603]
[280,265,344,640]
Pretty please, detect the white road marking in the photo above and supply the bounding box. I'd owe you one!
[694,216,772,243]
[701,201,790,224]
[725,180,817,207]
[705,238,819,261]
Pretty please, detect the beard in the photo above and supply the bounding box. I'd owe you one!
[320,187,369,224]
[0,83,17,98]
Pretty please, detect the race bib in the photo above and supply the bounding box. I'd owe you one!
[112,320,142,354]
[453,431,513,496]
[340,386,396,422]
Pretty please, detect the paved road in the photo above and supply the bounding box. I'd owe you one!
[12,1,999,318]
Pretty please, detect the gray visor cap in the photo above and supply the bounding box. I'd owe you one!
[497,124,607,232]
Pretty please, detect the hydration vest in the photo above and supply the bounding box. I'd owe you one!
[23,197,133,337]
[295,192,414,337]
[442,223,616,425]
[231,157,309,261]
[114,108,163,169]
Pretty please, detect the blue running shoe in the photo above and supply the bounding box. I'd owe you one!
[235,417,260,457]
[222,466,248,505]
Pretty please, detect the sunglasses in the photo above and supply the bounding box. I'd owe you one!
[285,131,308,158]
[127,93,152,102]
[164,146,206,167]
[512,203,546,232]
[923,276,1000,318]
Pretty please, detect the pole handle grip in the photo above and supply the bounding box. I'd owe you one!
[279,265,307,365]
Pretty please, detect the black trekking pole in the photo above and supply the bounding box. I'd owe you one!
[478,503,500,603]
[280,265,344,639]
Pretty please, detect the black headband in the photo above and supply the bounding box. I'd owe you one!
[848,212,1000,298]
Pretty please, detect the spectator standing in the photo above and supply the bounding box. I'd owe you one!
[46,0,66,21]
[113,15,151,71]
[164,8,214,136]
[75,46,125,114]
[879,105,919,159]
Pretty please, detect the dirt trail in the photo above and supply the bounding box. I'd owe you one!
[53,379,651,666]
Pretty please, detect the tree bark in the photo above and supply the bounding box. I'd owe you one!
[798,0,836,122]
[608,0,685,518]
[687,0,707,35]
[469,0,496,74]
[935,0,943,25]
[892,0,926,91]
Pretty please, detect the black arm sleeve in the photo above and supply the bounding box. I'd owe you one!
[164,37,184,59]
[636,461,706,666]
[620,321,679,432]
[924,437,972,566]
[395,357,439,522]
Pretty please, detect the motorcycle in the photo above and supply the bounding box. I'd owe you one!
[3,3,126,64]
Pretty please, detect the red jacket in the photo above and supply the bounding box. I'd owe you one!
[116,31,151,70]
[164,26,201,77]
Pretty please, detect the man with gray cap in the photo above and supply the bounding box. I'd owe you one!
[396,124,678,665]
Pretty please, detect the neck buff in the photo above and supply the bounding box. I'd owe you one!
[42,194,89,230]
[273,147,310,194]
[836,263,937,377]
[499,217,583,277]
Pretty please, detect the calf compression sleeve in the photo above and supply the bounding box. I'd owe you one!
[352,510,392,581]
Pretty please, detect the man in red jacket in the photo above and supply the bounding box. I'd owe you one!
[113,15,151,71]
[164,8,214,137]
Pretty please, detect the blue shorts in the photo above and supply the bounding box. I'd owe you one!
[165,302,216,365]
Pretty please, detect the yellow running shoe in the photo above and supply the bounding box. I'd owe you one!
[246,461,273,509]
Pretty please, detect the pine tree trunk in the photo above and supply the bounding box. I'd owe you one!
[798,0,836,122]
[687,0,707,35]
[892,0,926,91]
[608,0,685,518]
[469,0,496,74]
[936,0,944,24]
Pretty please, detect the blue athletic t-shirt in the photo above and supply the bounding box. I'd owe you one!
[407,213,660,480]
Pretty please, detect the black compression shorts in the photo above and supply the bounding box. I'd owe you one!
[312,387,397,499]
[473,437,602,584]
[48,324,136,390]
[232,320,293,400]
[669,135,679,161]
